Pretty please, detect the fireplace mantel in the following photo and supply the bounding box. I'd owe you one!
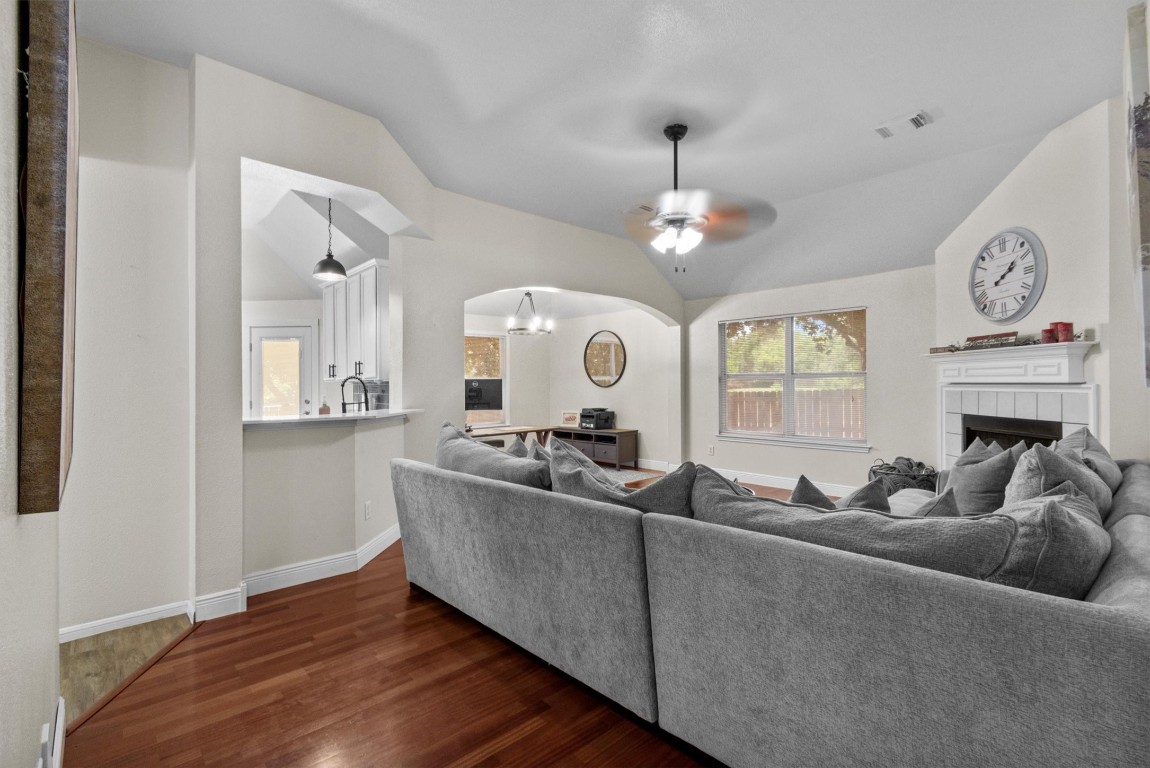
[927,341,1097,385]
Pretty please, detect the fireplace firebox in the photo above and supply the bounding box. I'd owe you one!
[962,414,1063,452]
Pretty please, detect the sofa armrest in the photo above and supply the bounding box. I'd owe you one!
[391,458,658,721]
[643,514,1150,768]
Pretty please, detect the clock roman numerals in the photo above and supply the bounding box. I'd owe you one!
[975,290,988,304]
[1023,263,1035,275]
[974,279,985,289]
[997,237,1007,252]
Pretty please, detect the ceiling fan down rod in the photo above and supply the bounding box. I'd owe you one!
[664,123,687,191]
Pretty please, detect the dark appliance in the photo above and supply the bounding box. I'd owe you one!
[580,408,616,430]
[465,379,503,411]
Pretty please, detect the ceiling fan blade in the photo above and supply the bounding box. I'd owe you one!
[698,195,778,242]
[625,189,777,247]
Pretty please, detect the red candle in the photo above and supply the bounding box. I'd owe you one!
[1054,322,1074,342]
[1041,328,1056,344]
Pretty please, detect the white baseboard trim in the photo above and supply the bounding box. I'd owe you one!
[637,458,670,472]
[357,523,401,570]
[59,600,193,644]
[711,466,856,498]
[194,588,245,622]
[242,523,402,599]
[243,551,358,598]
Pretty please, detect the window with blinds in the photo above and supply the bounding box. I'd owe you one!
[465,334,507,427]
[719,308,866,445]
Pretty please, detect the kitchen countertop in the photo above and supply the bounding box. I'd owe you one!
[242,408,421,431]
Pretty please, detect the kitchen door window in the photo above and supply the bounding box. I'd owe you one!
[250,326,315,418]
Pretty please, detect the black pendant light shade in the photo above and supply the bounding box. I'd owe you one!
[313,198,347,282]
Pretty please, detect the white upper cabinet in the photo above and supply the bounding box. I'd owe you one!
[322,259,389,381]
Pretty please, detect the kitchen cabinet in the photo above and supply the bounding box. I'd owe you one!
[322,259,390,381]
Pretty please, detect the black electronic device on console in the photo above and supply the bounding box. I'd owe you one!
[465,379,503,411]
[580,407,616,430]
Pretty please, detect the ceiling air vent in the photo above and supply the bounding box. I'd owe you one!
[873,110,933,139]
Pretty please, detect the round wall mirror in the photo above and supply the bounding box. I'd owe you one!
[584,331,626,387]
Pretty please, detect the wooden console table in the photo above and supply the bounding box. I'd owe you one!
[550,427,639,470]
[468,425,556,445]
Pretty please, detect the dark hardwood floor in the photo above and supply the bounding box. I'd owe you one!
[65,542,715,767]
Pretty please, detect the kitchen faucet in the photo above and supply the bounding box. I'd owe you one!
[340,375,370,413]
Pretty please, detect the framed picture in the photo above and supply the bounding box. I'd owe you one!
[560,410,579,427]
[17,0,78,514]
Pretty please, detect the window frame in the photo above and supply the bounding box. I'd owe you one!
[717,307,869,452]
[464,331,510,428]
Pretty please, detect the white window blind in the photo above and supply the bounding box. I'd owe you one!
[719,309,867,445]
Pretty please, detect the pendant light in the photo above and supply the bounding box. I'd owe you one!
[507,291,553,335]
[312,198,347,282]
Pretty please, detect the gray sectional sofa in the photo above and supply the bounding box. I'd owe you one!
[391,455,1150,767]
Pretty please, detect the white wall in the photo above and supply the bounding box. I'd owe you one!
[243,418,404,573]
[464,313,551,427]
[686,266,937,487]
[241,229,316,301]
[0,0,61,760]
[549,309,680,465]
[190,54,682,605]
[243,426,355,573]
[397,189,685,466]
[935,98,1150,459]
[59,39,191,629]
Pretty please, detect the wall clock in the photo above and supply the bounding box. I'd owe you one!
[968,227,1047,324]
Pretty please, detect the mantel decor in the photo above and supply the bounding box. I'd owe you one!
[17,0,78,514]
[927,341,1097,385]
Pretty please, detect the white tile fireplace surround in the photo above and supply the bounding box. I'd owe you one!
[931,342,1098,469]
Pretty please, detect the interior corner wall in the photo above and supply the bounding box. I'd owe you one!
[396,189,685,466]
[190,54,436,599]
[685,266,937,487]
[59,38,191,628]
[935,98,1149,458]
[549,309,679,466]
[0,0,60,761]
[464,313,551,427]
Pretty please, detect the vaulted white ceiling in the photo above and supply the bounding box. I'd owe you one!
[78,0,1135,299]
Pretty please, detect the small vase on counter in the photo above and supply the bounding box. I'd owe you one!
[319,400,331,415]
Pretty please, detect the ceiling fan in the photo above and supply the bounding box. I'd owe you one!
[625,124,777,273]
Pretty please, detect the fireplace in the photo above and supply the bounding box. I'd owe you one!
[962,414,1062,452]
[931,342,1098,468]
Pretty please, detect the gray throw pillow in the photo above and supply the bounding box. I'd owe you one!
[505,435,529,458]
[790,474,890,513]
[944,440,1026,516]
[954,437,1001,465]
[1005,443,1113,518]
[434,422,551,489]
[988,490,1110,599]
[1055,427,1123,493]
[912,487,961,518]
[550,439,696,517]
[692,467,1109,598]
[527,441,551,462]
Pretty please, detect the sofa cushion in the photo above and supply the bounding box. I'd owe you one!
[505,435,530,457]
[1055,427,1123,493]
[789,475,890,513]
[434,422,551,489]
[944,440,1026,517]
[692,466,1108,598]
[1004,443,1113,519]
[887,488,938,517]
[549,438,696,517]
